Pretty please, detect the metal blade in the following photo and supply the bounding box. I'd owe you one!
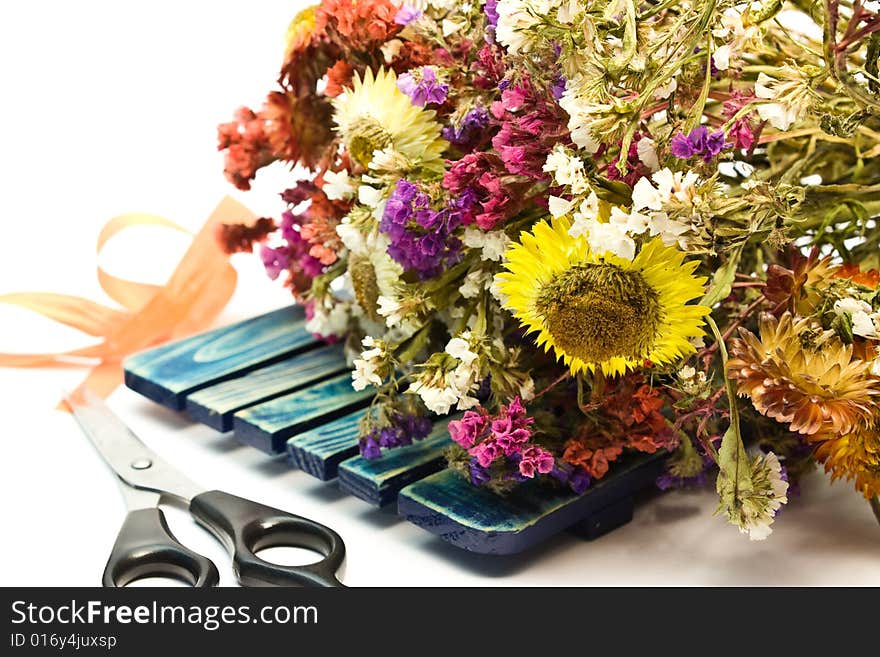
[65,388,204,505]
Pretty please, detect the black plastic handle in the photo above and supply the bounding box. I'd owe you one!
[102,508,220,587]
[190,490,346,587]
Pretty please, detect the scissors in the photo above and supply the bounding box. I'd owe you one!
[65,388,346,588]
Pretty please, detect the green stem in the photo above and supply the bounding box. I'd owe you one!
[871,495,880,528]
[707,315,739,460]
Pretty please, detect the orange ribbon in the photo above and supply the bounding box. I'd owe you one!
[0,197,251,404]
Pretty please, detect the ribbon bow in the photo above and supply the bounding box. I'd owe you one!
[0,197,251,405]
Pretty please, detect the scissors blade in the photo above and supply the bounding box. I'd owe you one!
[65,388,204,505]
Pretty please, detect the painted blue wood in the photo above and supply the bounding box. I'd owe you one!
[337,423,451,507]
[286,409,365,480]
[397,451,668,554]
[123,305,320,410]
[185,344,348,431]
[233,372,373,454]
[123,306,673,555]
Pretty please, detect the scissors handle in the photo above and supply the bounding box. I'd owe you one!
[190,490,346,587]
[103,508,220,588]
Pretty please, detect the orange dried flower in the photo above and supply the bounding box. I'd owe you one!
[835,263,880,289]
[561,375,675,480]
[562,441,623,479]
[764,247,839,315]
[812,426,880,499]
[324,60,354,98]
[317,0,401,52]
[727,312,880,436]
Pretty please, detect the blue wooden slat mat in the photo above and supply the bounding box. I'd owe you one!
[124,305,320,410]
[286,409,365,480]
[185,344,348,431]
[337,423,451,507]
[124,306,672,555]
[397,451,667,555]
[233,372,373,454]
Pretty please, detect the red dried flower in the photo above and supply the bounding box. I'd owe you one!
[215,217,276,254]
[324,60,354,98]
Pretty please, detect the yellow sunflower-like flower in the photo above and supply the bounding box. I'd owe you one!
[497,216,709,376]
[332,67,446,171]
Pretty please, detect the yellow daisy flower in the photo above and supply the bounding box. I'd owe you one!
[497,216,709,376]
[284,5,318,56]
[332,67,446,171]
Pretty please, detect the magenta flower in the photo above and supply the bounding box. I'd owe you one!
[490,78,570,180]
[727,118,757,150]
[260,245,289,280]
[448,411,489,448]
[518,446,555,478]
[470,439,502,467]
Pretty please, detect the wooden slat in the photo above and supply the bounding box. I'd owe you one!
[286,409,364,480]
[123,305,319,409]
[233,372,373,454]
[397,451,668,555]
[185,344,348,431]
[337,424,451,507]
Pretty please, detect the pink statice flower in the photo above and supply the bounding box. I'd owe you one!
[518,446,555,478]
[448,410,489,448]
[490,78,570,180]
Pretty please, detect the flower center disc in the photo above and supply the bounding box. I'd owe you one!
[536,263,662,364]
[347,117,393,167]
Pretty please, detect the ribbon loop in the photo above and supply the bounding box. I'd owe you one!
[0,197,251,405]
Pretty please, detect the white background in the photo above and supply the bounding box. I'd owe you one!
[0,1,878,586]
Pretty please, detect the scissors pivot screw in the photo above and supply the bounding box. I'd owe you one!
[130,459,153,470]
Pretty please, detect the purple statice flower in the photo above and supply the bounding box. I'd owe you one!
[469,458,491,486]
[656,470,709,490]
[397,67,448,107]
[277,210,324,277]
[549,462,592,494]
[394,4,422,25]
[380,179,465,279]
[359,413,432,458]
[569,469,591,494]
[656,452,715,490]
[377,427,402,449]
[441,106,491,147]
[260,245,289,280]
[393,413,432,444]
[360,430,382,460]
[670,125,731,162]
[279,210,300,242]
[550,74,566,101]
[484,0,499,43]
[694,46,721,79]
[670,131,697,159]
